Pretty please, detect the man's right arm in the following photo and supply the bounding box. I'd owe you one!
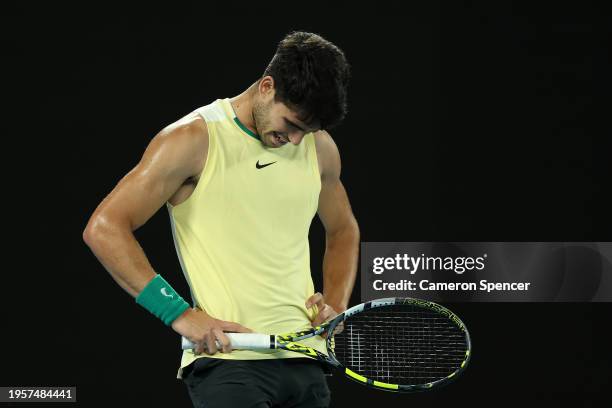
[82,116,249,354]
[83,117,206,297]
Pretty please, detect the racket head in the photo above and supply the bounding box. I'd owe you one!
[326,297,471,393]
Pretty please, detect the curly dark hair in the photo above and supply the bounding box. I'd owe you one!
[263,31,351,130]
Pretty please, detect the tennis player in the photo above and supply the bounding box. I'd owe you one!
[83,31,358,407]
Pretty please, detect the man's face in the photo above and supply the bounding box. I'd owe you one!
[253,79,319,148]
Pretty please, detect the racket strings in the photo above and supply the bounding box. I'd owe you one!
[333,305,469,385]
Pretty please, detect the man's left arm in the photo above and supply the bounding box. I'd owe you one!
[307,130,360,326]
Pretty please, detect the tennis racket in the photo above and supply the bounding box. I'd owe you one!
[181,297,471,392]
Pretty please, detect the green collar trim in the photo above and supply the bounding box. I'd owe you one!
[233,117,260,140]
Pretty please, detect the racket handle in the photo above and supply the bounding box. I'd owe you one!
[181,333,272,351]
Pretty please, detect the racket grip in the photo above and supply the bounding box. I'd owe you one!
[181,333,272,351]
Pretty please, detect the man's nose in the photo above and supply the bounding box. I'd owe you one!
[288,131,305,145]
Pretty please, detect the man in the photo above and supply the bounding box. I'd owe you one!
[83,31,359,407]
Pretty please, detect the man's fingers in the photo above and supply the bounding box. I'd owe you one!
[219,320,252,333]
[322,322,345,340]
[306,292,324,309]
[213,328,232,353]
[194,343,204,355]
[205,333,218,355]
[312,304,335,327]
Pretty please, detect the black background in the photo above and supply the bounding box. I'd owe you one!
[4,1,611,407]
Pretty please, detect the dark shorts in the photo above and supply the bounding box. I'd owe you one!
[181,357,331,408]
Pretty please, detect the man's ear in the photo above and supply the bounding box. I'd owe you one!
[258,76,275,97]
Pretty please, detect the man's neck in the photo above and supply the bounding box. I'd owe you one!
[230,83,258,135]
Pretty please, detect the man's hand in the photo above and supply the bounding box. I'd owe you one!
[305,292,343,337]
[171,306,252,355]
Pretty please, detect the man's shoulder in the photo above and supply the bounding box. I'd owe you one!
[154,111,210,179]
[161,110,210,152]
[313,129,337,153]
[313,130,340,179]
[173,109,210,137]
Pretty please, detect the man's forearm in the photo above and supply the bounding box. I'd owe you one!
[322,222,360,312]
[83,218,158,298]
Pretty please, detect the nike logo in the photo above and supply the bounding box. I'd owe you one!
[256,160,277,169]
[160,287,174,299]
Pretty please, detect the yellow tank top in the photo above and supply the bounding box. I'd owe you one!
[167,98,324,379]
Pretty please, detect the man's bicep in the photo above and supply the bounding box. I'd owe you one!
[88,119,207,231]
[317,177,357,235]
[315,130,357,235]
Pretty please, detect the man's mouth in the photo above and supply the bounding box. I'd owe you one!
[272,134,287,146]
